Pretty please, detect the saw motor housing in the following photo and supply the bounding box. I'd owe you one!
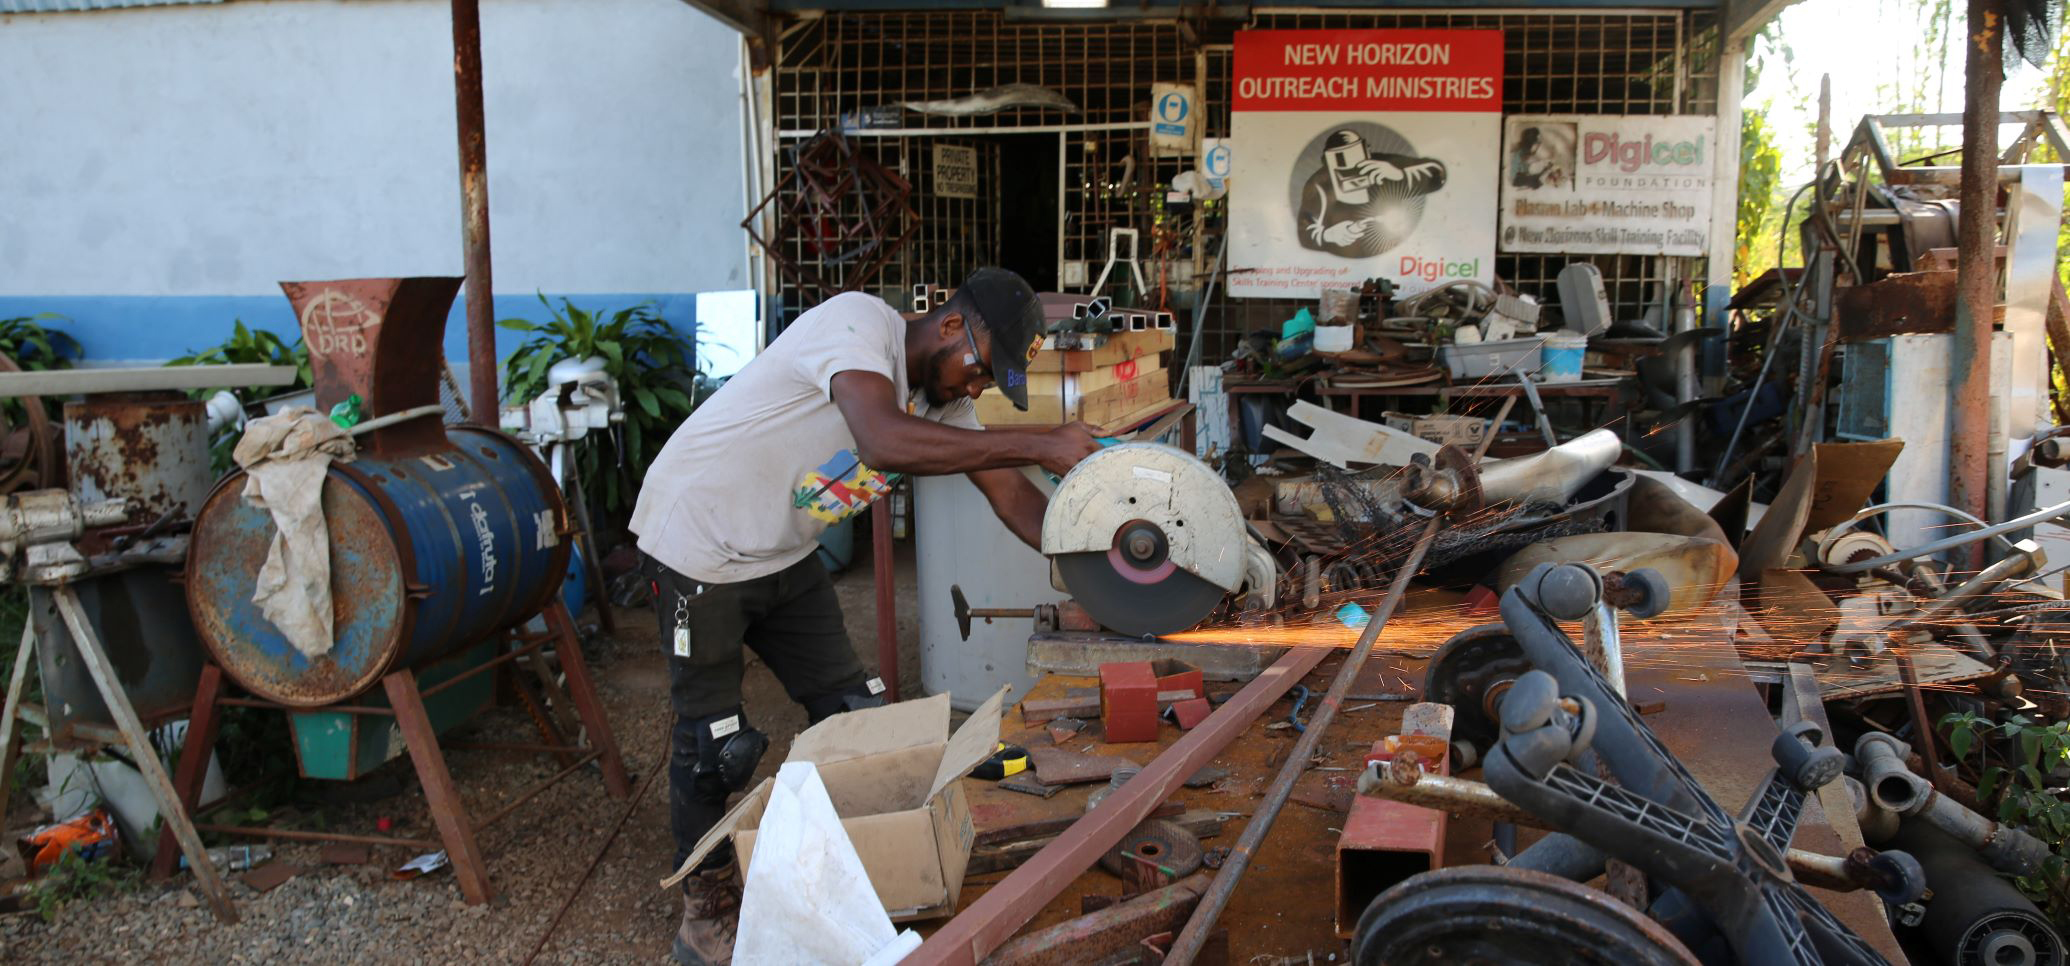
[1040,442,1275,635]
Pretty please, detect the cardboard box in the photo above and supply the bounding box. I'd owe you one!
[1026,353,1167,396]
[1381,412,1489,448]
[1029,328,1175,374]
[674,688,1005,921]
[976,366,1170,429]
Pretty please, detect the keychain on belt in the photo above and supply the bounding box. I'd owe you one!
[673,585,699,658]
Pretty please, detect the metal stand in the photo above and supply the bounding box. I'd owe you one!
[148,598,629,904]
[0,585,239,923]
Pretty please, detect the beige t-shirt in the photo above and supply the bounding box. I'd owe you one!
[630,292,980,584]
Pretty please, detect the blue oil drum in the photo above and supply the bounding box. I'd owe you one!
[187,426,570,707]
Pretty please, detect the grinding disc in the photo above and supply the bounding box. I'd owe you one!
[1099,818,1205,878]
[1055,550,1226,637]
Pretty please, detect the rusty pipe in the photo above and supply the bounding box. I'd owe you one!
[1856,732,2050,876]
[451,0,498,423]
[1403,428,1621,512]
[1357,760,1871,891]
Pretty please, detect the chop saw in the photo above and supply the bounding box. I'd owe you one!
[1040,442,1277,637]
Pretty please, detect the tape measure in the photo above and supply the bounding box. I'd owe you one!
[969,742,1030,781]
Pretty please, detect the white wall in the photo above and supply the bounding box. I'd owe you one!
[0,0,748,360]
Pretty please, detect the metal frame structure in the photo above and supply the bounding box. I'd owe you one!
[1839,110,2070,186]
[147,598,630,906]
[762,8,1723,368]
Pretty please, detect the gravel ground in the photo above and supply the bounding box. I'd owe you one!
[2,543,921,963]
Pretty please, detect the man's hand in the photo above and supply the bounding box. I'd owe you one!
[1355,158,1407,183]
[1039,422,1103,477]
[1321,220,1369,247]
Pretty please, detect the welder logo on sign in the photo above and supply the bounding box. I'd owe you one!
[793,449,895,523]
[300,289,380,356]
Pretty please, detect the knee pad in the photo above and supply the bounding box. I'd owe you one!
[800,678,887,724]
[678,708,769,804]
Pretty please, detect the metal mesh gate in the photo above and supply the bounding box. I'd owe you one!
[767,8,1720,363]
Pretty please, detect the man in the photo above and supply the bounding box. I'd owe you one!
[629,267,1101,965]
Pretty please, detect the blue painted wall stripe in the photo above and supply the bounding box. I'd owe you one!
[0,292,698,369]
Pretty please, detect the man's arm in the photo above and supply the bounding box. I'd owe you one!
[830,370,1100,477]
[968,467,1047,549]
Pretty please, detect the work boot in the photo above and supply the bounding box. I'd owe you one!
[672,859,740,966]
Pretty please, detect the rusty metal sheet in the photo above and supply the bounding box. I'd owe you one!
[63,396,211,527]
[1835,270,1958,342]
[984,873,1211,966]
[1027,746,1136,786]
[278,277,460,458]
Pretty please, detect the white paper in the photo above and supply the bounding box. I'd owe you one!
[732,762,904,966]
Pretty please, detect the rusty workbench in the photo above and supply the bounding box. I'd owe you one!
[921,603,1903,963]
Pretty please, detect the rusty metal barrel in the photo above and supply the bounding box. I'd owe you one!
[183,277,571,707]
[186,425,568,706]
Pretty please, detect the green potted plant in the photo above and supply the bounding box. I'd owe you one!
[499,296,701,516]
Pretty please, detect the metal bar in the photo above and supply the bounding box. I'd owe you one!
[904,647,1328,966]
[385,667,494,904]
[544,599,630,797]
[1164,398,1512,964]
[475,751,602,830]
[1949,0,2003,570]
[151,663,224,880]
[418,635,544,700]
[0,621,35,837]
[192,823,441,851]
[451,0,498,424]
[0,364,297,397]
[53,588,238,924]
[1165,516,1443,964]
[985,873,1212,966]
[215,697,394,715]
[444,740,587,756]
[779,123,1155,139]
[872,498,900,702]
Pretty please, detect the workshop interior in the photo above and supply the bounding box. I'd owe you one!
[5,0,2070,964]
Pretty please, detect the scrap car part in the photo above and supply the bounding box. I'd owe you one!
[1422,624,1529,756]
[1854,732,2051,877]
[1480,562,1911,965]
[1352,865,1698,965]
[1887,822,2065,966]
[1402,428,1622,513]
[1043,443,1265,637]
[1098,818,1204,879]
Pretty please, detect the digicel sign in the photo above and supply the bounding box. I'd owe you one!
[1233,29,1505,113]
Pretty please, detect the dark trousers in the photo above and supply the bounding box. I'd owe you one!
[645,551,868,872]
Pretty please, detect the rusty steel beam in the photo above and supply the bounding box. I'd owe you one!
[1949,0,2004,568]
[985,873,1211,966]
[1163,398,1512,966]
[904,647,1327,965]
[451,0,499,423]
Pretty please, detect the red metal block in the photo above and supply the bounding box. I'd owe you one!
[1335,732,1450,936]
[1100,662,1159,742]
[1170,698,1212,730]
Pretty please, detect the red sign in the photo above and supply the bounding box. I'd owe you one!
[1233,29,1504,113]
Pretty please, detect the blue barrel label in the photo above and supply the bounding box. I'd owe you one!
[533,509,557,550]
[463,488,498,596]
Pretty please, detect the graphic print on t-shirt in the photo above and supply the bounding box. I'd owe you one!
[793,449,896,523]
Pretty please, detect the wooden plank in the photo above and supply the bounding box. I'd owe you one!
[54,589,238,924]
[905,644,1329,966]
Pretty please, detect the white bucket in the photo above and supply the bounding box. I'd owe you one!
[1539,333,1587,383]
[1315,324,1355,353]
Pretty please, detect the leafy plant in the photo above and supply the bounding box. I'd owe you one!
[1941,712,2070,918]
[0,314,81,426]
[499,296,702,514]
[29,848,142,922]
[165,322,314,473]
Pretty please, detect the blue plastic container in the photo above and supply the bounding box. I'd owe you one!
[188,426,570,707]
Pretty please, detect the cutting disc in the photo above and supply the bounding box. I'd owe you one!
[1055,547,1226,637]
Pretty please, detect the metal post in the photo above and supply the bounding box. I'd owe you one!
[1701,41,1748,399]
[1951,0,2004,566]
[872,499,899,701]
[451,0,498,423]
[1815,75,1833,174]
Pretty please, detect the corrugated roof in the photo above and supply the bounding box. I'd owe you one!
[0,0,224,13]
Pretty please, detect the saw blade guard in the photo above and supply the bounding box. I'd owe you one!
[1040,442,1247,595]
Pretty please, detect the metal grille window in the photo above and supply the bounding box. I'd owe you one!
[767,9,1720,360]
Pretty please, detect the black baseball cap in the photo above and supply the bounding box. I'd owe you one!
[959,268,1046,411]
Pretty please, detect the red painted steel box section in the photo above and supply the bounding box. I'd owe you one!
[1099,661,1161,743]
